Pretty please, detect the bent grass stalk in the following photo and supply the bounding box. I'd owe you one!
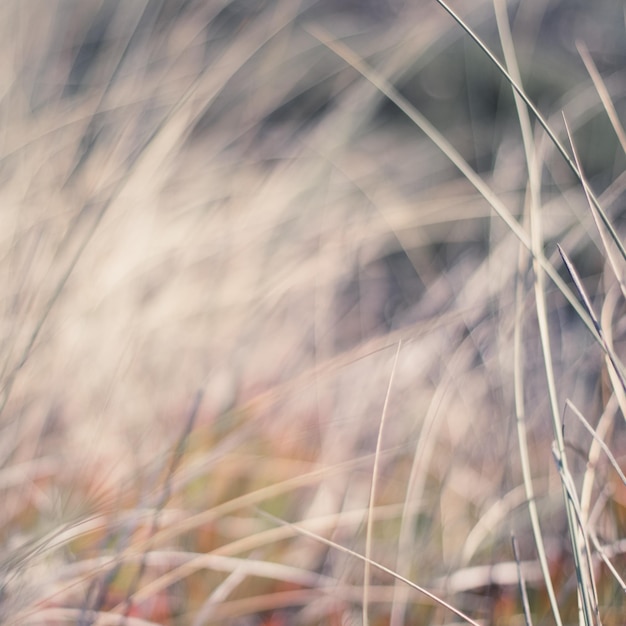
[3,3,624,623]
[310,3,623,624]
[494,1,564,622]
[363,341,401,626]
[257,508,482,626]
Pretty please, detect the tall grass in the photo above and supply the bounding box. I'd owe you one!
[0,1,624,624]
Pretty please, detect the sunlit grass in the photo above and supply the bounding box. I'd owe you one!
[0,1,624,624]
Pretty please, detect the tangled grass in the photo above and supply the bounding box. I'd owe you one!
[0,1,624,624]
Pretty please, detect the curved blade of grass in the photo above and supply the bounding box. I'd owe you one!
[493,1,564,622]
[389,337,469,626]
[305,18,603,626]
[512,534,534,626]
[303,23,599,345]
[551,443,601,624]
[576,41,626,159]
[449,5,614,621]
[566,399,626,487]
[558,243,626,393]
[534,157,598,626]
[562,108,626,297]
[434,0,626,265]
[363,341,401,626]
[588,531,626,593]
[257,509,482,626]
[599,283,626,424]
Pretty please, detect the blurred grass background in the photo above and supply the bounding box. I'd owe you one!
[0,1,624,624]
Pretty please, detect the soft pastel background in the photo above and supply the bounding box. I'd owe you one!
[1,1,624,624]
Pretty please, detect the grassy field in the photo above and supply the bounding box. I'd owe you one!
[1,1,625,624]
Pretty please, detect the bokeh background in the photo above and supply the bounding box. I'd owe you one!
[1,1,624,624]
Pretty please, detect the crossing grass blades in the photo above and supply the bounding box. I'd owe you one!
[0,1,624,624]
